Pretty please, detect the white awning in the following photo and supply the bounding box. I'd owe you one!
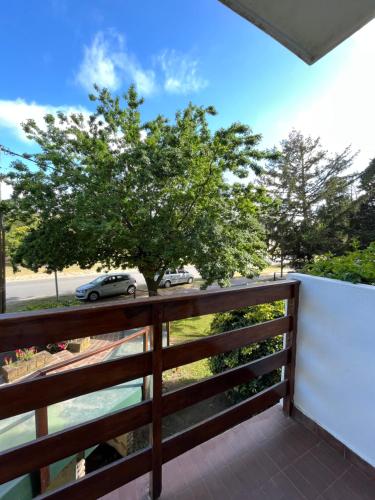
[220,0,375,64]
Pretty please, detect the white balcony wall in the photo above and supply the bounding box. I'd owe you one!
[288,273,375,466]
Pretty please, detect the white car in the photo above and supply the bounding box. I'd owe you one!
[76,273,137,301]
[157,268,194,288]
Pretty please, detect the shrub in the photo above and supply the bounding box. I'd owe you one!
[208,301,285,403]
[302,242,375,285]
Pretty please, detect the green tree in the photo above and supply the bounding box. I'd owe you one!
[350,158,375,248]
[208,302,285,403]
[262,196,296,276]
[6,224,30,258]
[262,130,355,268]
[8,86,272,295]
[315,176,354,255]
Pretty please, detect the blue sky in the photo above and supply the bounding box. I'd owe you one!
[1,0,374,195]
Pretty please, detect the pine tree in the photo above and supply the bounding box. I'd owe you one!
[262,130,355,268]
[350,158,375,247]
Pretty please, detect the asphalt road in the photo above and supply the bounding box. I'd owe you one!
[5,267,278,304]
[5,267,200,303]
[6,271,144,303]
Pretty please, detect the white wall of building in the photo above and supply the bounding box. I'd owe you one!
[288,273,375,466]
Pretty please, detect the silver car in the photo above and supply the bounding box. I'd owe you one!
[157,268,194,288]
[76,273,137,302]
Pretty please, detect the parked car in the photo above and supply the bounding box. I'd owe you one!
[75,273,137,302]
[157,268,194,288]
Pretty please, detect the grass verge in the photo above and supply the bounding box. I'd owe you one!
[163,314,214,391]
[6,295,81,313]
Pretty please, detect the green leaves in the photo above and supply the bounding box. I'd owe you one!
[209,302,285,402]
[303,242,375,285]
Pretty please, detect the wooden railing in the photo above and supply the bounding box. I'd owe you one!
[0,280,299,499]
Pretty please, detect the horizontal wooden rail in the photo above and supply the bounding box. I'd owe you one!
[163,316,292,370]
[0,400,152,485]
[0,350,152,419]
[0,281,295,351]
[38,447,153,500]
[162,380,288,463]
[162,349,290,416]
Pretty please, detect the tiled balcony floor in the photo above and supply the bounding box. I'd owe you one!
[102,404,375,500]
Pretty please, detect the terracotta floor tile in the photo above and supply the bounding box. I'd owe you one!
[310,441,350,477]
[340,466,375,500]
[284,464,321,499]
[269,471,305,500]
[293,452,336,493]
[321,479,362,500]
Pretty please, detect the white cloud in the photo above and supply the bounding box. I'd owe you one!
[157,50,208,94]
[75,32,208,97]
[0,98,89,142]
[75,31,156,96]
[265,20,375,171]
[76,32,121,91]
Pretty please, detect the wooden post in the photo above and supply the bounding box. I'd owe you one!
[166,321,170,347]
[35,404,50,493]
[149,305,163,499]
[283,281,300,416]
[0,217,5,314]
[142,327,150,400]
[0,180,6,313]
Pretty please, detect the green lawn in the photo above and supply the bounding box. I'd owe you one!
[163,314,214,391]
[169,314,214,344]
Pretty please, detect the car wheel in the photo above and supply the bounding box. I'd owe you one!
[187,277,193,284]
[127,285,136,295]
[164,280,171,288]
[88,291,100,302]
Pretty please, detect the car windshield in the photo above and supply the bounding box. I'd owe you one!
[89,276,106,285]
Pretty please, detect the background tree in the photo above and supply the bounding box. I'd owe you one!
[262,197,296,276]
[315,176,355,255]
[349,158,375,248]
[8,86,273,295]
[261,130,355,268]
[10,220,83,300]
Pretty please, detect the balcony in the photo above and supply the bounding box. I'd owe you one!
[0,276,374,499]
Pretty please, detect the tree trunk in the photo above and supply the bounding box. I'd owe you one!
[280,255,284,278]
[144,275,159,297]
